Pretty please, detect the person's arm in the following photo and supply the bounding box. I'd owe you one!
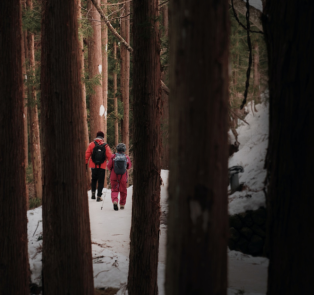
[85,142,93,164]
[107,155,114,170]
[126,155,132,170]
[105,144,112,162]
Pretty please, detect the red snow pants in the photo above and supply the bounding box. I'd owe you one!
[111,176,127,205]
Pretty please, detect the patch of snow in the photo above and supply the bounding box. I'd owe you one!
[98,64,102,74]
[242,0,263,12]
[228,98,269,215]
[99,105,105,116]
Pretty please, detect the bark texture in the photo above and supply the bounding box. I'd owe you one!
[41,0,94,293]
[78,0,92,190]
[165,0,229,294]
[113,41,119,146]
[0,0,29,293]
[101,0,108,142]
[120,0,130,154]
[88,0,104,139]
[127,0,162,293]
[263,1,314,294]
[26,0,43,200]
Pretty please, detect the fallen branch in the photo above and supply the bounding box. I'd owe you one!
[230,109,250,125]
[89,0,170,94]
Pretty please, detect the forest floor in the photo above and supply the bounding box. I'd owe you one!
[27,99,269,295]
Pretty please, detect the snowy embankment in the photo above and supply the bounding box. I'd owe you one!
[228,98,269,215]
[28,101,269,294]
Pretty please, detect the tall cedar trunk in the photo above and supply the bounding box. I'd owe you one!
[127,0,161,293]
[0,0,30,293]
[78,0,92,190]
[22,29,29,169]
[263,1,314,294]
[101,0,108,186]
[26,0,43,200]
[88,0,104,139]
[120,0,130,153]
[253,42,260,100]
[162,4,168,38]
[114,41,119,146]
[41,0,94,293]
[165,0,229,294]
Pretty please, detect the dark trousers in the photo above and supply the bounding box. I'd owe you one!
[91,168,106,196]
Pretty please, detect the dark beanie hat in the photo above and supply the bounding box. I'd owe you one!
[96,131,104,138]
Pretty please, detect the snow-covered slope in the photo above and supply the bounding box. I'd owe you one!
[228,99,269,215]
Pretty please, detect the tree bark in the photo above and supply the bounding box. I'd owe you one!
[253,42,260,101]
[114,41,119,147]
[120,0,130,154]
[22,29,29,169]
[165,0,229,294]
[0,0,29,293]
[88,0,104,139]
[101,0,108,186]
[127,0,162,293]
[263,1,314,294]
[78,0,92,190]
[41,0,94,293]
[26,0,43,200]
[162,3,168,38]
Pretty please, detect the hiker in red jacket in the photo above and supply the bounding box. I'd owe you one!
[85,131,112,202]
[107,143,132,211]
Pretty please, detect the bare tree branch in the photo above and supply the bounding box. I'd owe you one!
[229,0,263,32]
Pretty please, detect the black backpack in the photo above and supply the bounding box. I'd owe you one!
[91,141,107,167]
[113,153,127,175]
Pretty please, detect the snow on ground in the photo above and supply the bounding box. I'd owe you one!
[228,97,269,215]
[28,105,270,294]
[242,0,263,12]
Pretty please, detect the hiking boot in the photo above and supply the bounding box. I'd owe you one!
[96,196,103,202]
[120,205,125,210]
[91,191,96,200]
[113,202,119,211]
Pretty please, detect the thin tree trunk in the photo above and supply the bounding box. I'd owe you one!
[0,0,29,293]
[253,42,260,103]
[120,0,130,153]
[26,0,43,200]
[114,41,119,147]
[165,0,229,294]
[78,0,92,190]
[41,0,94,293]
[88,0,104,139]
[127,0,161,293]
[263,1,314,294]
[101,0,108,186]
[22,29,28,169]
[162,4,168,38]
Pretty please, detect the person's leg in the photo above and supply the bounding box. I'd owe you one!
[97,168,106,197]
[111,180,119,204]
[119,180,127,208]
[91,168,97,199]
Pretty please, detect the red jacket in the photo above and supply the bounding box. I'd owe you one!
[85,138,112,169]
[107,153,132,181]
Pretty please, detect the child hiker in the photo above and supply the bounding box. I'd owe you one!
[107,143,132,211]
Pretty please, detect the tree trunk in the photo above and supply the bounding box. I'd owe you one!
[0,0,29,293]
[22,29,28,169]
[41,0,94,293]
[253,42,260,103]
[26,0,43,200]
[120,1,130,154]
[127,0,161,293]
[78,0,92,190]
[162,3,168,38]
[114,41,119,147]
[160,90,169,169]
[101,0,108,186]
[165,0,229,294]
[263,1,314,294]
[88,0,104,139]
